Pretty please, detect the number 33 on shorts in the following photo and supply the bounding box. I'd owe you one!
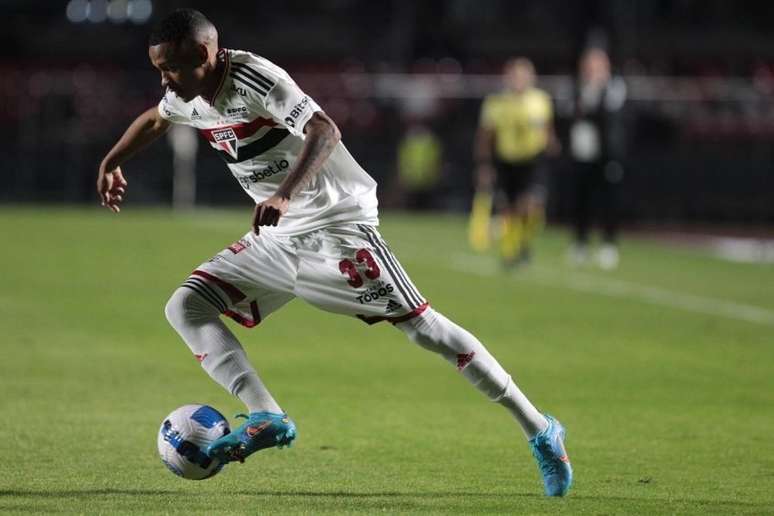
[296,225,428,325]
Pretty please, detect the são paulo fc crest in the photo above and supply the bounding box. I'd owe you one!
[211,127,238,160]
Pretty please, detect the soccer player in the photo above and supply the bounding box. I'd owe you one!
[96,9,572,496]
[471,58,558,266]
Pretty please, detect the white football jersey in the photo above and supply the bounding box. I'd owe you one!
[158,49,379,235]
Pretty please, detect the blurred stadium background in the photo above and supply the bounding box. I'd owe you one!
[2,1,774,513]
[3,0,774,231]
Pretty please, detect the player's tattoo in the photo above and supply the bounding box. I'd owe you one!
[275,112,340,200]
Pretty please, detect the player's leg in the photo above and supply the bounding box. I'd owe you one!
[165,286,282,414]
[295,224,571,495]
[597,160,623,269]
[570,160,593,265]
[522,162,548,259]
[394,301,572,496]
[164,231,298,462]
[521,192,544,260]
[497,165,523,266]
[395,307,547,436]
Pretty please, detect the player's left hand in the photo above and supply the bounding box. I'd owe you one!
[252,194,289,234]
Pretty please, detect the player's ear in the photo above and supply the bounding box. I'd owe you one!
[194,43,209,66]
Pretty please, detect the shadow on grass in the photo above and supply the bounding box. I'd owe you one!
[0,489,531,499]
[0,489,769,509]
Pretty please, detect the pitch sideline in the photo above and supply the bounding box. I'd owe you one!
[449,253,774,327]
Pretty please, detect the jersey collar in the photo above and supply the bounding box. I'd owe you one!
[203,48,230,106]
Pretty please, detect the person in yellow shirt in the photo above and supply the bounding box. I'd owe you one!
[471,58,558,266]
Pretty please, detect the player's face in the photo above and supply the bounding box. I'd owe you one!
[149,41,207,102]
[505,64,534,93]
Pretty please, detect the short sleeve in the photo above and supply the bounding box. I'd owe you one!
[240,66,322,137]
[157,91,189,125]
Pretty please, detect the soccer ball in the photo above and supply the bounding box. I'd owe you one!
[157,404,230,480]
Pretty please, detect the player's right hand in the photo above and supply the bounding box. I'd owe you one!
[97,164,128,213]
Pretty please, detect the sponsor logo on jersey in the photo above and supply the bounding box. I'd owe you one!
[283,96,310,128]
[356,281,395,304]
[227,238,251,254]
[212,127,239,160]
[191,108,201,120]
[238,159,290,188]
[231,84,247,96]
[227,106,248,116]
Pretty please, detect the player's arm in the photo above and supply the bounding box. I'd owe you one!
[544,95,561,157]
[545,122,561,157]
[474,125,496,190]
[97,106,171,212]
[252,111,341,230]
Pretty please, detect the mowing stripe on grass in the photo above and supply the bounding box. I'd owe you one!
[450,254,774,327]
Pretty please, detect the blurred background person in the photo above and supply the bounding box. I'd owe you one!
[394,120,443,211]
[470,57,558,267]
[568,47,627,270]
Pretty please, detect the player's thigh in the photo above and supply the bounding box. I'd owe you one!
[179,231,296,328]
[294,225,428,324]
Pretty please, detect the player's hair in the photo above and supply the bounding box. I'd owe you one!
[148,8,215,46]
[504,57,535,76]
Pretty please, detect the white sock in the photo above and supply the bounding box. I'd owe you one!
[164,287,282,414]
[396,308,548,438]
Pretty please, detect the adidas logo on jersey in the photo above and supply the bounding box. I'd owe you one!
[191,108,201,120]
[385,299,403,313]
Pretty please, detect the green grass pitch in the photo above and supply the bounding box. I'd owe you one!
[1,207,773,514]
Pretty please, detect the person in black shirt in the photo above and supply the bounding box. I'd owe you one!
[568,48,626,269]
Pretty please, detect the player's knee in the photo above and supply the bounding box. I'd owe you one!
[164,288,188,330]
[399,308,451,355]
[165,287,217,330]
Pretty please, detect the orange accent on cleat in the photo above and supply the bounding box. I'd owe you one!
[245,420,272,438]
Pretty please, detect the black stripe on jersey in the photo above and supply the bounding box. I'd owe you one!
[212,128,290,164]
[181,282,227,313]
[185,277,229,311]
[231,63,274,90]
[360,225,425,307]
[358,225,423,309]
[230,70,269,96]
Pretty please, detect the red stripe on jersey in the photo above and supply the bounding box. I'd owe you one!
[356,302,430,326]
[190,269,246,304]
[224,301,262,328]
[198,117,277,142]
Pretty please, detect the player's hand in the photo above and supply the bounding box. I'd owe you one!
[252,194,289,234]
[97,164,128,213]
[476,164,495,190]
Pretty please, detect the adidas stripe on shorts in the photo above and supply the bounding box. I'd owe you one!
[179,224,428,327]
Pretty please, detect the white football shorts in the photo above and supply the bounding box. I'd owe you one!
[179,224,428,327]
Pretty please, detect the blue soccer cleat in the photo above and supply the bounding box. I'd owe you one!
[206,411,296,464]
[528,414,573,496]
